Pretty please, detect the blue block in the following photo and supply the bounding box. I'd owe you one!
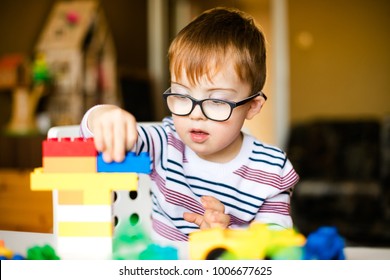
[97,152,151,174]
[303,226,346,260]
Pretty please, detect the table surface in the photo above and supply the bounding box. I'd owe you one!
[1,230,390,260]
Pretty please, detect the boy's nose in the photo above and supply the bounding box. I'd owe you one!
[189,104,207,120]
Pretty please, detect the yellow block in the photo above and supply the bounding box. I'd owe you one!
[43,157,97,173]
[58,221,113,237]
[31,168,138,205]
[83,189,115,205]
[31,168,138,191]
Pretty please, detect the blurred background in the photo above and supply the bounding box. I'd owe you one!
[0,0,389,247]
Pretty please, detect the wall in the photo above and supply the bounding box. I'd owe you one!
[289,0,390,124]
[2,0,389,135]
[0,0,53,56]
[239,0,276,146]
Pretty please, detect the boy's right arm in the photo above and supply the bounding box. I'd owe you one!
[81,105,138,163]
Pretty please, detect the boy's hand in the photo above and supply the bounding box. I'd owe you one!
[183,196,230,229]
[88,105,138,163]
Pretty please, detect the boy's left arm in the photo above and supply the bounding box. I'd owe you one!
[253,157,299,230]
[252,191,294,230]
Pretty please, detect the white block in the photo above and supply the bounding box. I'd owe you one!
[57,205,112,222]
[57,237,112,260]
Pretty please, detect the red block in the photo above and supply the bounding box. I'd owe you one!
[43,137,97,157]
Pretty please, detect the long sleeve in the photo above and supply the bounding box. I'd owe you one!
[80,105,104,138]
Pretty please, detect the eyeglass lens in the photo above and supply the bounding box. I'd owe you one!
[166,95,232,121]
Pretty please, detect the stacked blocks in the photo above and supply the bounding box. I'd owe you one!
[30,137,151,259]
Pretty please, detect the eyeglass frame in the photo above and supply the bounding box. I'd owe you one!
[162,87,267,122]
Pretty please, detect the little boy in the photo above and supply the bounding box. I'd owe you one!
[80,7,299,242]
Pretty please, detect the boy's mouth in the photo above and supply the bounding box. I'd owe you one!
[189,129,209,143]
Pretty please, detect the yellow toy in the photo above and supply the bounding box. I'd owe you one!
[189,223,306,260]
[30,137,150,259]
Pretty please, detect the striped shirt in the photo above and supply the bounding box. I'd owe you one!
[81,115,299,241]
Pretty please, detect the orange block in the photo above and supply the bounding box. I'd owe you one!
[58,190,84,205]
[43,157,96,173]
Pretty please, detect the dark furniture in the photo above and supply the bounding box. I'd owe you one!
[287,118,390,246]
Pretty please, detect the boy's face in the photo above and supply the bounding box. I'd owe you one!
[170,61,263,163]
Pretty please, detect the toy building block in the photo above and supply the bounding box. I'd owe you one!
[43,137,97,172]
[30,136,153,260]
[31,167,139,190]
[139,244,178,260]
[57,237,112,260]
[97,152,151,174]
[0,240,13,259]
[43,137,97,157]
[43,156,96,173]
[55,202,115,259]
[264,227,306,260]
[0,240,25,260]
[31,167,138,205]
[27,245,60,260]
[57,190,84,205]
[56,205,112,222]
[189,223,270,260]
[189,223,306,260]
[58,221,112,237]
[303,226,346,260]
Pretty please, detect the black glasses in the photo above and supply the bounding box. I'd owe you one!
[163,88,267,122]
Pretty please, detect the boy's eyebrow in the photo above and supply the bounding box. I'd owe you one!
[171,81,189,89]
[207,87,237,93]
[171,82,237,94]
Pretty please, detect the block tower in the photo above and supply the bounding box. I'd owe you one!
[30,137,151,259]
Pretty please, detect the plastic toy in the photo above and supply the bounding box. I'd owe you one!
[303,226,346,260]
[30,137,152,259]
[0,240,25,260]
[97,152,151,174]
[189,223,347,260]
[189,223,306,260]
[5,54,50,135]
[0,240,13,259]
[27,244,60,260]
[112,215,178,260]
[32,52,51,84]
[112,217,152,260]
[139,244,178,260]
[43,137,96,157]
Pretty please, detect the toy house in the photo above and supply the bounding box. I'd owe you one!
[35,0,119,126]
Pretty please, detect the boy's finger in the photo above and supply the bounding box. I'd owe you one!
[102,151,113,163]
[201,196,225,213]
[202,211,230,229]
[98,121,113,155]
[125,119,138,151]
[92,122,104,152]
[113,122,126,162]
[183,212,204,227]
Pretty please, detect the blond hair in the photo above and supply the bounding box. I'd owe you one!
[168,7,266,94]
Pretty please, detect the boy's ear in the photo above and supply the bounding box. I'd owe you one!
[245,96,265,120]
